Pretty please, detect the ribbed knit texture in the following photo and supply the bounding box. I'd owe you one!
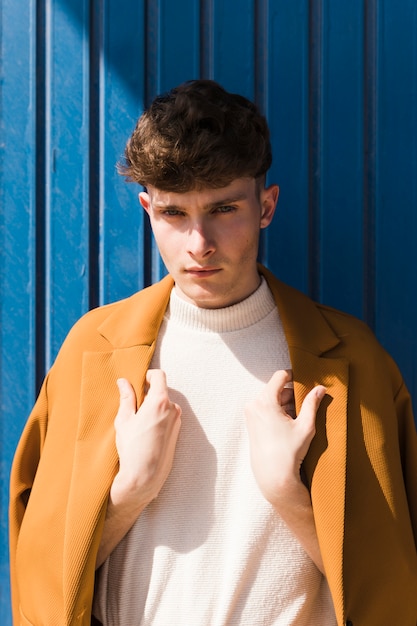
[94,279,336,625]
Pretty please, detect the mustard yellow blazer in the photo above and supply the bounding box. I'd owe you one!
[9,267,417,625]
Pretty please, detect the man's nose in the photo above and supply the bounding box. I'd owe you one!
[186,223,215,258]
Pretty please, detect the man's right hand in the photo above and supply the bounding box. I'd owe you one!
[96,370,181,567]
[112,370,182,510]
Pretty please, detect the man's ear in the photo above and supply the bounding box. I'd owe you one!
[139,191,151,214]
[260,184,279,228]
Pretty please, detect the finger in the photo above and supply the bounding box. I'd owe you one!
[297,385,327,431]
[263,370,292,406]
[281,386,296,419]
[116,378,137,417]
[173,402,182,418]
[145,369,168,395]
[266,369,291,393]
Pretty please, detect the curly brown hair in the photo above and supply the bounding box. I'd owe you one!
[119,80,272,192]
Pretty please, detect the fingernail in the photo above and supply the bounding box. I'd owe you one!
[316,386,327,400]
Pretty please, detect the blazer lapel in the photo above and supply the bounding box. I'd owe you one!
[62,276,174,620]
[262,267,349,622]
[292,347,348,624]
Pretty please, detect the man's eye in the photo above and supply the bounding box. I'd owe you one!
[162,209,183,216]
[214,205,235,213]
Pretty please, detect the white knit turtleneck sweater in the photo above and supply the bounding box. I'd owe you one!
[93,279,336,625]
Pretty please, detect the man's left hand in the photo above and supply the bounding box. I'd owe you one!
[245,370,326,506]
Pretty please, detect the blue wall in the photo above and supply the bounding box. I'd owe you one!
[1,0,416,621]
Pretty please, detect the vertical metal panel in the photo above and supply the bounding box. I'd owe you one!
[43,0,91,367]
[363,0,378,330]
[157,0,201,89]
[210,0,256,98]
[0,2,37,621]
[99,0,147,303]
[266,0,310,292]
[317,1,365,318]
[1,1,417,623]
[374,0,417,403]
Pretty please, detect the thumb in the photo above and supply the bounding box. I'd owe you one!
[297,385,327,432]
[116,378,137,416]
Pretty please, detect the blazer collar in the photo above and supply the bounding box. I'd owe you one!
[98,274,174,348]
[259,265,341,357]
[97,266,341,357]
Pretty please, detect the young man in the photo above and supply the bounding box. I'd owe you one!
[9,80,417,626]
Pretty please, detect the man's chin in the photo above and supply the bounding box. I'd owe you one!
[174,283,229,309]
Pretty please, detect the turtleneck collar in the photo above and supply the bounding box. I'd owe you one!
[165,278,276,333]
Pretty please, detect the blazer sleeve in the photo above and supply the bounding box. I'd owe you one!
[9,373,50,624]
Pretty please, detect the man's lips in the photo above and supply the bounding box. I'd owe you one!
[185,267,221,277]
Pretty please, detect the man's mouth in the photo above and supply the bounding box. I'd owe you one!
[185,267,221,277]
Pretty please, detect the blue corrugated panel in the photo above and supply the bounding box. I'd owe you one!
[98,0,147,303]
[266,0,310,292]
[0,2,37,621]
[43,0,91,367]
[317,1,365,318]
[208,0,257,98]
[1,1,416,623]
[374,0,417,402]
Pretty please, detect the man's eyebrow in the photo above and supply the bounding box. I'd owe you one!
[153,193,249,211]
[152,202,183,210]
[207,193,248,208]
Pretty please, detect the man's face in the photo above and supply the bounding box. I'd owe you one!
[139,177,278,309]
